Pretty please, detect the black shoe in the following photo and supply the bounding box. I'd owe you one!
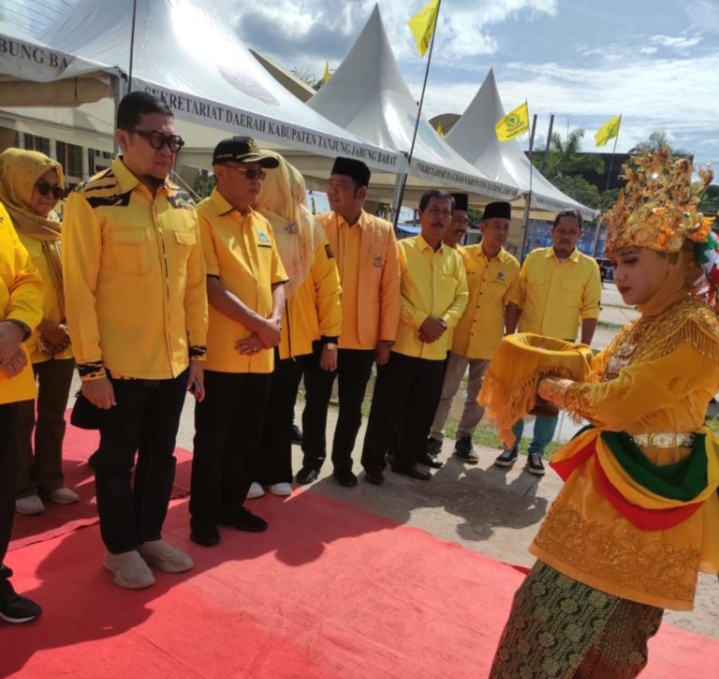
[219,507,268,532]
[291,424,303,445]
[364,469,384,485]
[296,467,319,485]
[526,453,546,476]
[190,518,220,547]
[454,436,480,464]
[494,447,518,468]
[392,465,432,481]
[0,581,42,624]
[426,437,442,457]
[333,469,358,487]
[417,451,443,469]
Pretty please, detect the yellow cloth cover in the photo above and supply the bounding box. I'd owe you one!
[478,333,595,447]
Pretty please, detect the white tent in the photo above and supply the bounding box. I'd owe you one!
[445,69,599,221]
[307,5,520,203]
[0,0,404,174]
[0,19,117,108]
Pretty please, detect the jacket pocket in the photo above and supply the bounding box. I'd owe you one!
[108,227,151,276]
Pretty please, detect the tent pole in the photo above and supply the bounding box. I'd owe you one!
[518,113,537,263]
[113,70,129,156]
[128,0,139,90]
[393,0,444,229]
[390,167,409,226]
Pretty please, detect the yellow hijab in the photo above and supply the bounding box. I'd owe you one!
[256,152,324,299]
[0,148,65,316]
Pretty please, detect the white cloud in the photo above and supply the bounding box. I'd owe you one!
[687,0,719,34]
[639,46,658,55]
[649,34,702,49]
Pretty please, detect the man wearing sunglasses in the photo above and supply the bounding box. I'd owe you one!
[189,137,287,548]
[62,91,208,589]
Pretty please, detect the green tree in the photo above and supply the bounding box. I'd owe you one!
[699,184,719,220]
[532,128,606,210]
[193,170,215,200]
[291,66,323,92]
[629,130,690,157]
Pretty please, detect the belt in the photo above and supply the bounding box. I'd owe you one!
[630,432,694,448]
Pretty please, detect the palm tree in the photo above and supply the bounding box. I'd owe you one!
[534,128,605,179]
[629,130,690,157]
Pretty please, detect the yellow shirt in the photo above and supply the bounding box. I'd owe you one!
[279,238,342,360]
[320,211,401,350]
[199,190,288,374]
[17,235,72,364]
[452,245,520,360]
[0,202,44,404]
[518,246,601,340]
[531,300,719,611]
[62,157,208,381]
[395,235,468,361]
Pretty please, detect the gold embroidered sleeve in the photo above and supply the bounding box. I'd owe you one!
[564,382,599,423]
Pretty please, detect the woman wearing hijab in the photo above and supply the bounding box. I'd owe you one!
[484,151,719,678]
[0,149,78,516]
[247,152,341,497]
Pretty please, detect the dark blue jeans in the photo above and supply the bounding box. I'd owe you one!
[94,370,188,554]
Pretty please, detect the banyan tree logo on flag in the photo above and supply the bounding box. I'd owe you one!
[495,102,530,142]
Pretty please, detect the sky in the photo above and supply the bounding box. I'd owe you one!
[3,0,718,170]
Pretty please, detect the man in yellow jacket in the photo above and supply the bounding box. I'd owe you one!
[299,158,401,488]
[362,190,468,484]
[63,92,208,588]
[497,208,601,475]
[428,201,520,466]
[0,202,44,622]
[253,152,341,497]
[190,137,288,547]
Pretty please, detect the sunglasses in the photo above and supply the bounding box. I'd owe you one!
[222,165,267,181]
[35,180,64,200]
[130,129,185,153]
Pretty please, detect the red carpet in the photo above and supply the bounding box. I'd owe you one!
[3,425,719,678]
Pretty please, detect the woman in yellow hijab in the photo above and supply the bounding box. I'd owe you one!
[247,152,341,497]
[0,148,78,516]
[488,152,719,678]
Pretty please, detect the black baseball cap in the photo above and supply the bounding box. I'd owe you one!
[212,136,280,168]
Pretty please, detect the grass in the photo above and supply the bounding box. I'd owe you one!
[598,320,624,332]
[705,417,719,435]
[601,302,635,311]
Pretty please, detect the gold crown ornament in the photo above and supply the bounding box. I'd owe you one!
[603,150,714,254]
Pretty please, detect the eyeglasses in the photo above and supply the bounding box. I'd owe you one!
[130,129,185,153]
[221,165,267,181]
[35,180,64,200]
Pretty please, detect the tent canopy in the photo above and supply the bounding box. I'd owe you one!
[445,69,599,221]
[0,19,116,106]
[307,5,520,203]
[33,0,403,174]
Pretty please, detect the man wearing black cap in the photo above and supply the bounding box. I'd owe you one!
[427,201,520,465]
[299,157,400,488]
[190,137,288,547]
[443,193,470,250]
[362,190,467,484]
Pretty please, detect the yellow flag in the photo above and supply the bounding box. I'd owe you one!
[594,115,621,147]
[436,122,444,138]
[495,102,530,142]
[323,62,330,84]
[408,0,440,57]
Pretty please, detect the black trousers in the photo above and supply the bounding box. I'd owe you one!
[255,354,308,486]
[191,370,271,525]
[0,402,22,594]
[361,353,447,474]
[16,358,75,497]
[94,371,188,554]
[301,346,375,473]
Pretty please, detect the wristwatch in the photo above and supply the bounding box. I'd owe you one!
[6,319,32,341]
[323,343,338,351]
[381,340,395,348]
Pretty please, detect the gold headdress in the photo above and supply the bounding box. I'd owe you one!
[603,150,714,254]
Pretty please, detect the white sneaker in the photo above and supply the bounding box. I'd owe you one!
[247,482,265,499]
[104,551,155,589]
[137,540,194,573]
[44,487,79,504]
[268,483,292,497]
[15,495,45,515]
